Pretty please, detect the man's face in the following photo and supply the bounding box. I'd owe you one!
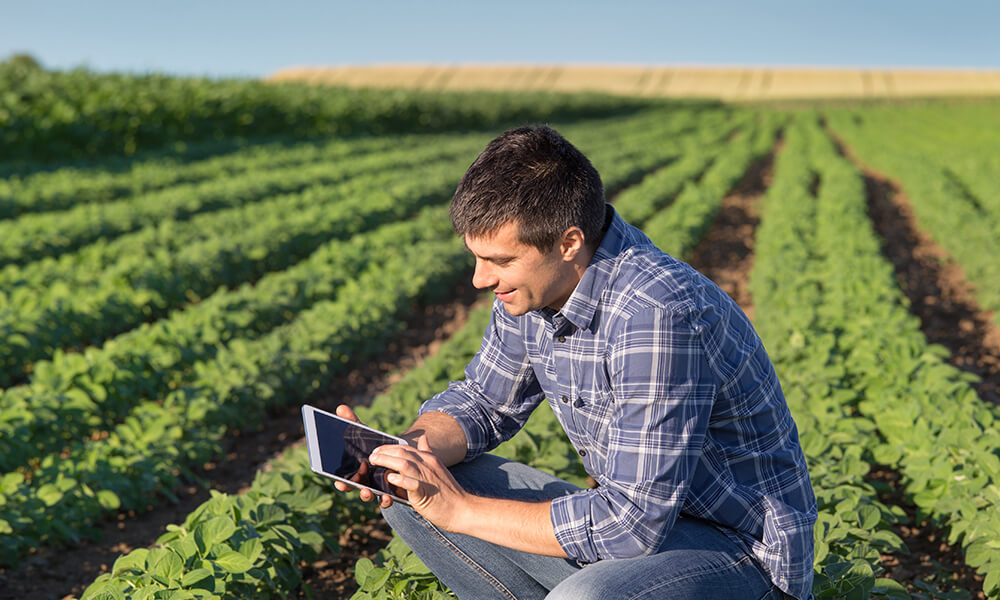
[464,221,579,317]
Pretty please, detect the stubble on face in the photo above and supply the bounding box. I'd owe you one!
[464,223,578,317]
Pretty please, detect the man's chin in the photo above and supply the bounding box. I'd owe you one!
[499,301,529,317]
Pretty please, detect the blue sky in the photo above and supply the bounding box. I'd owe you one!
[3,1,998,78]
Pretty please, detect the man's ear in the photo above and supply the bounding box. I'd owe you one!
[559,227,586,261]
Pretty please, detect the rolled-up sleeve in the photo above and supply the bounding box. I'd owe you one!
[420,300,546,461]
[550,307,718,563]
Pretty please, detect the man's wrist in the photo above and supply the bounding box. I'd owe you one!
[448,490,482,535]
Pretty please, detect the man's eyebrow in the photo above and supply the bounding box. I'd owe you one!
[462,241,515,262]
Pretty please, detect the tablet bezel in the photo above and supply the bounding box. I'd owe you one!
[301,404,411,505]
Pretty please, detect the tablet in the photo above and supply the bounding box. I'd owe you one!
[301,404,410,505]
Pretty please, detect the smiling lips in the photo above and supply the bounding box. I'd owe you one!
[495,289,516,301]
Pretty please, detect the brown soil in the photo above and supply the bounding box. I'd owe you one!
[824,128,996,597]
[0,278,484,600]
[293,516,396,599]
[829,132,1000,405]
[869,467,986,598]
[687,138,780,321]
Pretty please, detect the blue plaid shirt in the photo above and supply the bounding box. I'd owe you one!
[421,206,817,599]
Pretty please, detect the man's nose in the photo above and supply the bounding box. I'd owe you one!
[472,260,498,290]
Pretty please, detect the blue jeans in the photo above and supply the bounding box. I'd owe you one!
[381,454,789,600]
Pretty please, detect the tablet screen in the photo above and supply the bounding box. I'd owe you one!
[310,409,403,500]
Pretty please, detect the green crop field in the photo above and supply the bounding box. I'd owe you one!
[1,57,999,600]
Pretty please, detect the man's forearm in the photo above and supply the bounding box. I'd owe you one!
[402,410,468,467]
[455,495,568,558]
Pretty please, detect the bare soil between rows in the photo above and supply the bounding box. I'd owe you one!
[0,277,484,600]
[858,165,994,598]
[827,128,995,597]
[861,170,1000,405]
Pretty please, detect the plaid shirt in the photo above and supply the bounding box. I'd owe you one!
[421,206,817,599]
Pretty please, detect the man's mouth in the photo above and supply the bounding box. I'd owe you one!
[494,289,515,301]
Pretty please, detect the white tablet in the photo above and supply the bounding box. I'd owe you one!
[301,404,410,505]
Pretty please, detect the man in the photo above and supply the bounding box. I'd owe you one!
[335,125,816,599]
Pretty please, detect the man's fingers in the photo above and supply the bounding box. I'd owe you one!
[386,471,419,492]
[335,404,359,422]
[368,449,422,476]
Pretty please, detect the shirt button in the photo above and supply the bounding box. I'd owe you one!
[578,449,587,457]
[558,336,566,343]
[561,395,569,403]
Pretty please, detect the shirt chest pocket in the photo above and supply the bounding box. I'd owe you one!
[566,364,615,442]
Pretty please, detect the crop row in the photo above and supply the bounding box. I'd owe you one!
[750,117,911,599]
[0,130,453,219]
[9,101,712,266]
[0,135,485,266]
[0,207,454,473]
[0,159,470,387]
[0,104,705,295]
[642,112,783,259]
[3,102,707,222]
[0,224,472,566]
[824,110,1000,327]
[830,103,1000,222]
[795,117,1000,597]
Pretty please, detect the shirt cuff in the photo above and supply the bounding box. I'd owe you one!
[418,388,490,462]
[550,490,601,564]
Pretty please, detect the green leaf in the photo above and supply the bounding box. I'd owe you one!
[400,551,431,575]
[37,483,64,506]
[213,551,252,574]
[238,538,263,564]
[154,550,184,584]
[180,568,213,589]
[857,505,880,530]
[364,567,390,592]
[964,540,990,568]
[112,548,149,575]
[355,557,374,585]
[97,489,121,510]
[254,503,286,525]
[197,516,236,547]
[80,581,126,600]
[871,578,909,600]
[984,567,1000,596]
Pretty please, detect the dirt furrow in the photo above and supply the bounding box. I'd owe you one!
[828,131,1000,405]
[686,139,778,321]
[0,277,484,600]
[825,127,994,598]
[860,170,1000,404]
[868,466,986,597]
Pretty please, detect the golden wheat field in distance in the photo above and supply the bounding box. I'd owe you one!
[269,64,1000,100]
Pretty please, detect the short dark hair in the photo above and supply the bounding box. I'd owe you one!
[449,125,606,253]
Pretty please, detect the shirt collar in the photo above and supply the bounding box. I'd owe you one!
[546,205,633,332]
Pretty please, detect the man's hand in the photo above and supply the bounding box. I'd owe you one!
[331,404,398,509]
[368,435,471,532]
